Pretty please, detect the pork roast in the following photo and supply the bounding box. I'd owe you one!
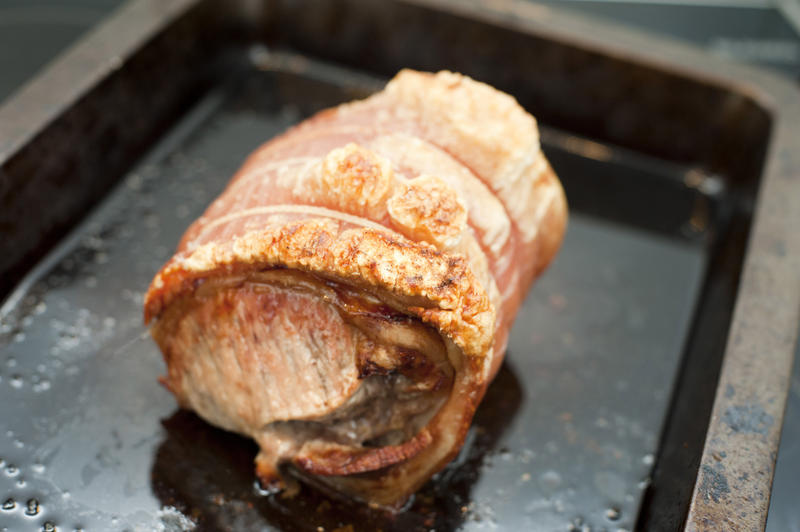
[144,70,568,508]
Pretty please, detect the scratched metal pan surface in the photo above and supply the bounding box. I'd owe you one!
[1,1,799,531]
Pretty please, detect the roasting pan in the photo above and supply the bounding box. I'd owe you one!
[1,0,799,530]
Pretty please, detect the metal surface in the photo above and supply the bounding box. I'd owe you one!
[766,339,800,532]
[0,0,798,530]
[408,3,800,529]
[684,91,800,531]
[534,0,800,79]
[0,0,127,103]
[0,0,217,300]
[0,60,706,531]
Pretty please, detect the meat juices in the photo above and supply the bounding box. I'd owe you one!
[144,70,568,507]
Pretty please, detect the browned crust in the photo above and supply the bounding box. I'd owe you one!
[387,175,467,249]
[144,218,495,363]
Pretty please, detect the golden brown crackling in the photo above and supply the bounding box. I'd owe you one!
[383,70,539,187]
[387,175,467,250]
[353,70,566,247]
[144,218,495,363]
[373,70,567,357]
[317,143,394,220]
[367,133,511,257]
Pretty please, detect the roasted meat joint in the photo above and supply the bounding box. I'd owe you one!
[143,70,568,507]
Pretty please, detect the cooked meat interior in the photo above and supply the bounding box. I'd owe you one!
[152,270,453,483]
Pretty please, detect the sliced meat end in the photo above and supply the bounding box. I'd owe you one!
[150,270,454,489]
[153,277,362,434]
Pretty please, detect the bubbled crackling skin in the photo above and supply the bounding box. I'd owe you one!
[144,69,567,508]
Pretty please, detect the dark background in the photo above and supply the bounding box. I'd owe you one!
[1,1,798,530]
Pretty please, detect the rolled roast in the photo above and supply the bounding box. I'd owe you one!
[144,70,567,507]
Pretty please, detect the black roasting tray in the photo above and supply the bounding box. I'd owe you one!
[1,1,798,530]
